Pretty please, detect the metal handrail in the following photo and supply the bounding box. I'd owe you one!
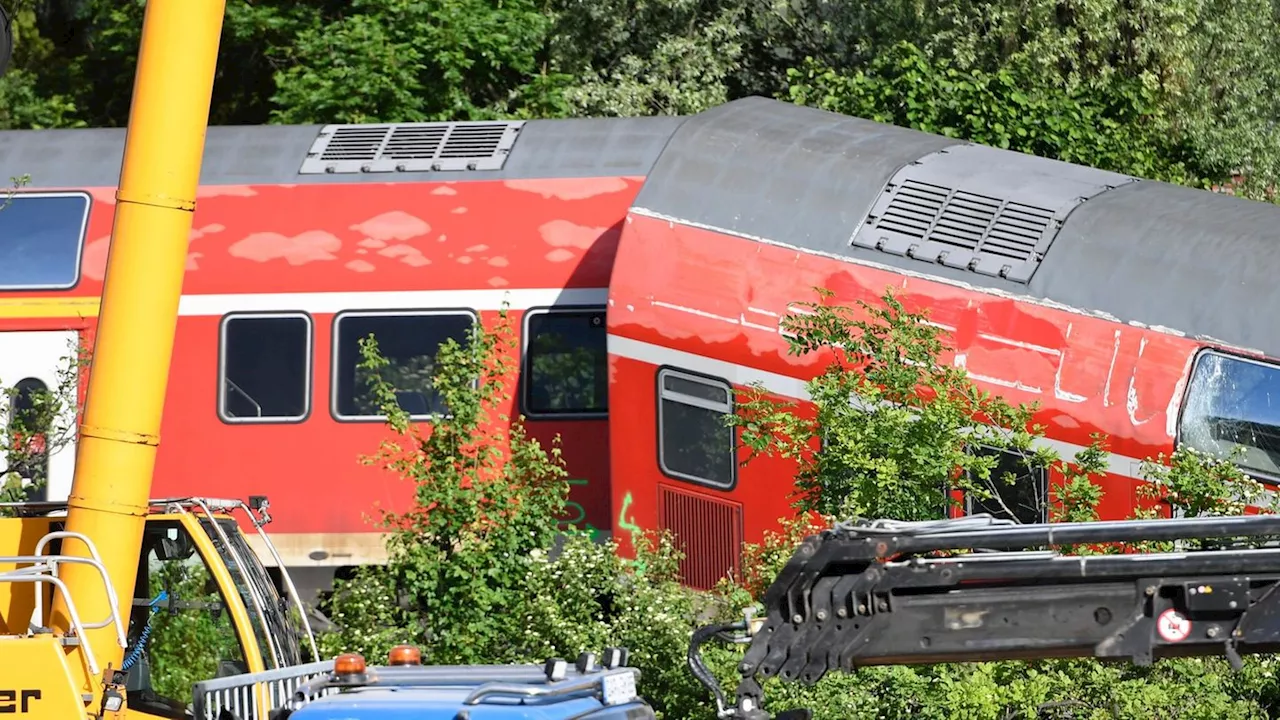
[290,664,592,699]
[0,495,318,665]
[5,554,127,647]
[0,571,101,675]
[192,658,335,720]
[0,496,249,515]
[32,530,128,641]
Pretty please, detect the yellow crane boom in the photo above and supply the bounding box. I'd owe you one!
[37,0,227,712]
[2,4,322,717]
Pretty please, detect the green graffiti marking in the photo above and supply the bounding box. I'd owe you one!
[560,477,600,541]
[563,477,589,526]
[617,491,641,537]
[617,491,648,573]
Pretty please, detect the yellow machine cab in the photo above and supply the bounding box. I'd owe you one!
[0,495,317,719]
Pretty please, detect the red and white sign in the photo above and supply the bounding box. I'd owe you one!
[1157,608,1191,643]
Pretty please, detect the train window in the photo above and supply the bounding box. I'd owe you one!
[657,368,736,490]
[332,310,475,420]
[1179,350,1280,480]
[0,192,90,290]
[523,307,608,417]
[7,377,50,502]
[963,447,1048,524]
[219,313,312,423]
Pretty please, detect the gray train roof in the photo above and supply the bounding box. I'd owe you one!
[0,114,684,188]
[5,97,1277,357]
[633,96,1280,359]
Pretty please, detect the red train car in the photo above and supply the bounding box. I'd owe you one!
[606,98,1280,588]
[0,114,680,599]
[3,97,1279,596]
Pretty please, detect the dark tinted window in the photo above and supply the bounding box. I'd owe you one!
[333,311,474,419]
[1179,350,1280,479]
[219,314,312,422]
[524,308,608,416]
[0,193,89,289]
[964,447,1048,524]
[657,368,735,489]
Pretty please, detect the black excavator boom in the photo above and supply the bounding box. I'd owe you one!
[687,513,1280,719]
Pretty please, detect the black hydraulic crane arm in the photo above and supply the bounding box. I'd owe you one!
[687,513,1280,720]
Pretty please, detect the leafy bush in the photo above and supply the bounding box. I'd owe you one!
[728,286,1088,523]
[786,41,1200,187]
[315,307,721,717]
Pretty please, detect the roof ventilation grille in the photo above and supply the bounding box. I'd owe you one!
[300,120,525,175]
[851,144,1138,284]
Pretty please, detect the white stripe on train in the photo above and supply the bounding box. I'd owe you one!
[176,286,610,316]
[607,333,1156,482]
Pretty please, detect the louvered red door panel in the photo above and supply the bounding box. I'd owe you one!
[658,484,743,590]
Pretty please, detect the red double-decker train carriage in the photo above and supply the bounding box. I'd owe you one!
[1,97,1276,594]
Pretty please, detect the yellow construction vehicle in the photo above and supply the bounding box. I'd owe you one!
[0,495,318,718]
[0,0,327,717]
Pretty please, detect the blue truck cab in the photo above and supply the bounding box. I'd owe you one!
[192,646,658,720]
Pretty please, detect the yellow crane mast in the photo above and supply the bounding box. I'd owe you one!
[0,2,325,718]
[47,0,227,695]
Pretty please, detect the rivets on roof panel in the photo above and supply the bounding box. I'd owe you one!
[299,120,525,175]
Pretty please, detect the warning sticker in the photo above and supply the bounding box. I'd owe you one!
[1157,608,1191,643]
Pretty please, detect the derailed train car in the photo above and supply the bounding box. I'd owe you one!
[605,98,1280,588]
[0,97,1275,593]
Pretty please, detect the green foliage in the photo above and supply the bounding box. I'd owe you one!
[786,42,1197,184]
[4,0,1280,201]
[0,68,80,130]
[336,307,573,663]
[264,0,748,122]
[1141,446,1280,519]
[772,0,1280,198]
[514,531,722,719]
[316,563,411,660]
[269,0,561,124]
[143,561,244,700]
[317,309,718,718]
[735,647,1279,719]
[0,6,80,130]
[545,0,746,117]
[728,286,1082,522]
